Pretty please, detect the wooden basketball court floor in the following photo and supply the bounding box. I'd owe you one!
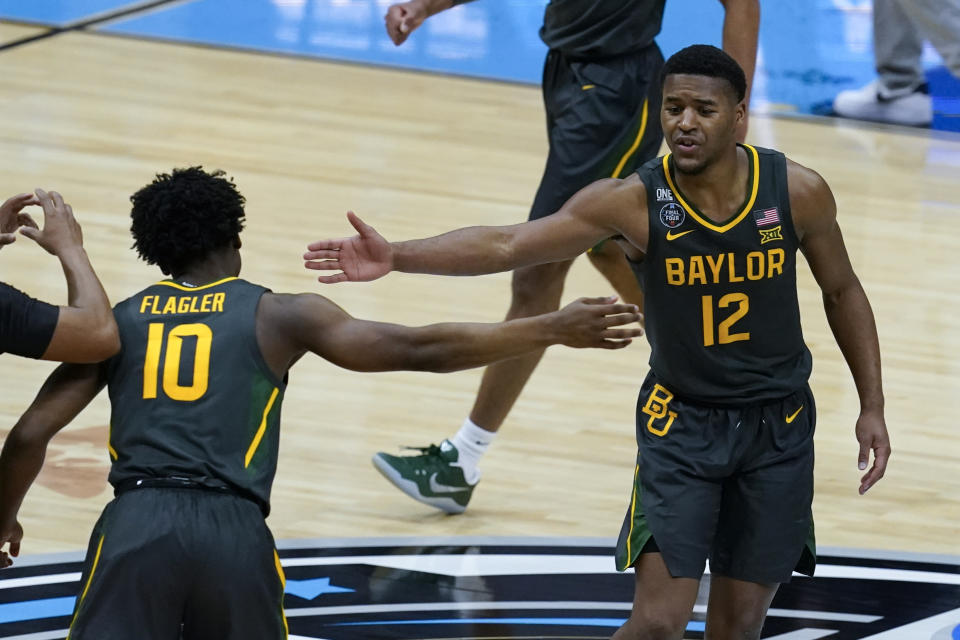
[0,16,958,639]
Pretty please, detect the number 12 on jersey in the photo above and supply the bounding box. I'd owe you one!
[701,293,750,347]
[143,322,213,401]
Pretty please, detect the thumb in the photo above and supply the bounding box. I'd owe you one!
[9,541,19,557]
[858,438,870,471]
[19,226,40,242]
[0,233,16,246]
[346,211,373,237]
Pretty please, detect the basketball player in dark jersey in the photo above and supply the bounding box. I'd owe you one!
[304,46,891,638]
[377,0,759,513]
[0,167,641,638]
[1,190,118,363]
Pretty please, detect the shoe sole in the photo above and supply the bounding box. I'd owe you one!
[371,454,468,515]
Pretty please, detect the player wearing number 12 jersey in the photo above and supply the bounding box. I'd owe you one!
[303,45,891,639]
[0,168,642,639]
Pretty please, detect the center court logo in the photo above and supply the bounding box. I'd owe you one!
[0,539,957,639]
[659,203,685,228]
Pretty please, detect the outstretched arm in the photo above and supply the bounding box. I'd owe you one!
[718,0,759,140]
[304,177,643,283]
[790,161,889,495]
[258,292,642,376]
[384,0,475,45]
[0,363,107,566]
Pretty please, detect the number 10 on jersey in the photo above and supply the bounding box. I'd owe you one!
[143,322,213,401]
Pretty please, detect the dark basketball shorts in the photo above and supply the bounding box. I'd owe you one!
[529,44,665,222]
[68,488,287,640]
[615,372,817,584]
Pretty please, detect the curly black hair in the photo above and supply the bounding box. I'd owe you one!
[130,167,246,275]
[660,44,747,103]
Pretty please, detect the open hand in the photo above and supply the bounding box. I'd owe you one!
[304,212,393,283]
[856,410,890,495]
[551,296,643,349]
[19,189,84,256]
[0,521,23,568]
[0,193,40,249]
[385,1,428,45]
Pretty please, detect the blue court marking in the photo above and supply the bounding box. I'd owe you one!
[99,0,546,84]
[95,0,960,131]
[331,617,707,632]
[951,622,960,640]
[285,577,354,600]
[0,596,75,624]
[0,0,156,27]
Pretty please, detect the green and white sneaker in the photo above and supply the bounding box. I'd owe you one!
[371,440,477,514]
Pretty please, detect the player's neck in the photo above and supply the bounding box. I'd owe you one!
[673,144,748,223]
[171,249,241,288]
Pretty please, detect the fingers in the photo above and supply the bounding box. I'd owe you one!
[578,295,618,305]
[601,328,644,340]
[384,5,407,45]
[303,249,341,261]
[9,540,19,557]
[17,212,39,229]
[18,225,39,242]
[598,338,632,349]
[859,443,890,495]
[304,260,343,271]
[305,239,344,253]
[0,232,16,246]
[602,312,644,328]
[317,273,349,284]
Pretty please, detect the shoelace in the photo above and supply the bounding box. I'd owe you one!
[401,444,443,457]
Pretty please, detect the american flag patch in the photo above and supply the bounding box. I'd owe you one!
[754,207,780,227]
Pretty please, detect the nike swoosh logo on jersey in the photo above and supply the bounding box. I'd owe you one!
[785,405,804,423]
[666,229,695,241]
[429,473,470,494]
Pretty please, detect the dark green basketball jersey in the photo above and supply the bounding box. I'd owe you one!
[540,0,665,58]
[638,144,812,404]
[105,277,286,513]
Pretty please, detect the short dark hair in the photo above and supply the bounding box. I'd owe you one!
[130,167,246,275]
[661,44,747,103]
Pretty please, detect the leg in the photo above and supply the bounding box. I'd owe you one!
[703,576,778,640]
[874,0,926,96]
[587,240,644,309]
[469,258,575,430]
[612,552,700,640]
[894,0,960,79]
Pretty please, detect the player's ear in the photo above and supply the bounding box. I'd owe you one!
[234,235,242,249]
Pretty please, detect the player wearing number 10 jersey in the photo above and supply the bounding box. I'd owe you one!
[0,168,642,639]
[303,45,892,639]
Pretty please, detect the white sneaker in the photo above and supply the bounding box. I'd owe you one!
[833,81,932,126]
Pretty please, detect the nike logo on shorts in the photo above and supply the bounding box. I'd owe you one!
[785,405,804,423]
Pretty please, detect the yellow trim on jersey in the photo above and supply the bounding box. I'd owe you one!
[662,144,760,233]
[274,549,290,638]
[611,99,649,179]
[67,534,105,639]
[624,462,640,568]
[245,387,280,468]
[153,276,238,292]
[107,424,118,461]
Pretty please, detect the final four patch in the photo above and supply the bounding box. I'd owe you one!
[659,203,685,228]
[759,225,784,244]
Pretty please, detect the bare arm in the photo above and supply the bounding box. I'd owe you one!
[0,363,107,565]
[789,161,889,495]
[21,190,119,363]
[257,292,641,376]
[718,0,759,139]
[384,0,474,45]
[304,177,646,282]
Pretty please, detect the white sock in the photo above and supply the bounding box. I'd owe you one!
[449,418,496,484]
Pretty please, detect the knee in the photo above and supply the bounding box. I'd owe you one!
[619,607,689,640]
[509,260,573,311]
[706,610,765,640]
